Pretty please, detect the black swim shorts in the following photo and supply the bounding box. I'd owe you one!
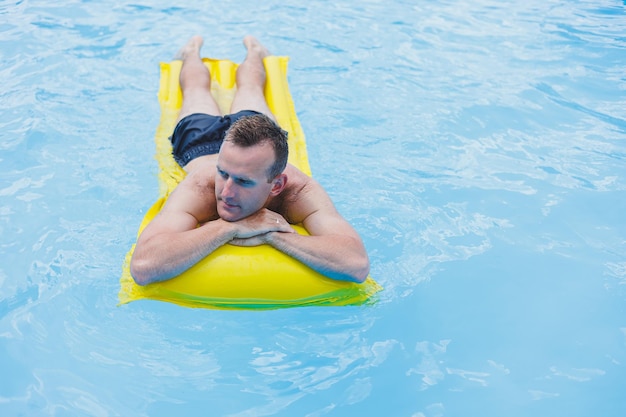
[170,110,261,167]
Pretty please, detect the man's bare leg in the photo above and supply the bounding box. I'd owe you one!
[175,35,221,123]
[230,36,276,121]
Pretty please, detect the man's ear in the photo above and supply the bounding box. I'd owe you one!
[270,174,287,196]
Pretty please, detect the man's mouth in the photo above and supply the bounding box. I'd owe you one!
[219,198,239,210]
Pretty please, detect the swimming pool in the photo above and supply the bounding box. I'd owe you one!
[1,0,625,415]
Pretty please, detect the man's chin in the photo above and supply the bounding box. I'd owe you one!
[217,207,243,222]
[218,212,237,222]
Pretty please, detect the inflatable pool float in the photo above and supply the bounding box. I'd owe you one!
[118,56,381,310]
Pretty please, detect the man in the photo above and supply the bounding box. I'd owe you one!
[130,35,369,285]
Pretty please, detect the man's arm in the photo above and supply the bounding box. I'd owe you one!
[129,176,234,285]
[129,175,293,285]
[131,170,369,285]
[232,177,370,283]
[130,214,240,285]
[266,211,370,283]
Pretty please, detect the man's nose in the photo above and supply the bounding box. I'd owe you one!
[221,178,235,198]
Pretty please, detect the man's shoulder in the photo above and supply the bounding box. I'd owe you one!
[283,165,321,194]
[279,165,334,223]
[167,164,217,221]
[181,158,217,188]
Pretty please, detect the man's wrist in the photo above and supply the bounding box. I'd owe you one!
[209,217,238,242]
[264,230,275,245]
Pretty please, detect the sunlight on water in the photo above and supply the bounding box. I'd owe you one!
[1,0,625,416]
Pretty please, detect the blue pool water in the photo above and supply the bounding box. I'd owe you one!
[1,0,625,415]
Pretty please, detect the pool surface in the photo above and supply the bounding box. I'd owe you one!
[1,0,625,416]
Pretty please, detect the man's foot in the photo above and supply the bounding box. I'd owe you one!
[243,35,271,60]
[230,36,275,121]
[175,35,204,60]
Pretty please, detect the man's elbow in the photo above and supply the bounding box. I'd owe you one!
[349,256,370,284]
[356,265,370,284]
[129,257,155,286]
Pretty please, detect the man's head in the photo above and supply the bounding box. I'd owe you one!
[224,114,289,179]
[215,114,289,221]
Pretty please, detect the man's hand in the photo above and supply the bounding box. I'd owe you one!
[230,235,268,247]
[228,209,295,245]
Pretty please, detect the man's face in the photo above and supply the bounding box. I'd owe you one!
[215,141,277,222]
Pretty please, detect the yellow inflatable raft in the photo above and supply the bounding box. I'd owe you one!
[119,56,381,310]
